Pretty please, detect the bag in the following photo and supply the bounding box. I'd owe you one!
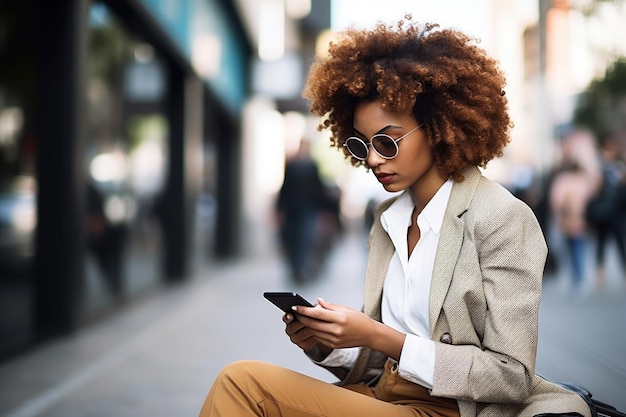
[585,171,619,225]
[585,192,617,224]
[556,382,626,417]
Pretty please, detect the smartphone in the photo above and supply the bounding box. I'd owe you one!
[263,292,314,313]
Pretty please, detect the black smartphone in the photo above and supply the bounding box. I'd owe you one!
[263,292,314,313]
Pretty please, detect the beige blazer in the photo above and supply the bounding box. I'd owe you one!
[324,166,590,417]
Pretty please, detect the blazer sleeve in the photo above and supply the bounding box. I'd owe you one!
[431,180,547,403]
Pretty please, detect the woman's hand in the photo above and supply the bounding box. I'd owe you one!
[292,298,405,360]
[284,310,334,361]
[283,311,319,352]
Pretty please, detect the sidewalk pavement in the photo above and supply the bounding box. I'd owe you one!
[0,226,625,417]
[536,256,626,411]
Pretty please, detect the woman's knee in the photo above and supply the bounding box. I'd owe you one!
[216,360,285,390]
[217,360,267,382]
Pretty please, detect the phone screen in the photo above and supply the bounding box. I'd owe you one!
[263,292,314,313]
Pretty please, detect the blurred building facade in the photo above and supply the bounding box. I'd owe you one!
[488,0,626,190]
[0,0,330,361]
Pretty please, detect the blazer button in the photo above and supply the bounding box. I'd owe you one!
[440,333,452,344]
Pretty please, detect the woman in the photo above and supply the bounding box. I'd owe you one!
[198,17,590,417]
[549,158,596,295]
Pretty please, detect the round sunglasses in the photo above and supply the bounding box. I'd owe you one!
[343,124,423,160]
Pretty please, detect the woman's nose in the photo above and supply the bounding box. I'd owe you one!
[366,148,386,167]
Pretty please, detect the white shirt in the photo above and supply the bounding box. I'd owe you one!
[316,179,454,389]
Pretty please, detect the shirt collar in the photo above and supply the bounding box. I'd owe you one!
[381,179,454,236]
[422,179,453,236]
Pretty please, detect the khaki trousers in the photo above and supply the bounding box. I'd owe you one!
[198,359,460,417]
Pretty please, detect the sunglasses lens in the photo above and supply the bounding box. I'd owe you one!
[372,135,398,158]
[345,138,368,159]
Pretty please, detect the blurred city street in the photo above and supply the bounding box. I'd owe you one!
[0,224,625,417]
[2,1,626,416]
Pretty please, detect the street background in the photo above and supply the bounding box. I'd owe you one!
[1,2,626,416]
[1,222,624,417]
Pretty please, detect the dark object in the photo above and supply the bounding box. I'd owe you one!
[263,292,314,313]
[585,191,618,225]
[555,382,626,417]
[585,170,619,225]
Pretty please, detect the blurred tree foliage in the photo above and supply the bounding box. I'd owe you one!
[579,0,624,16]
[573,57,626,142]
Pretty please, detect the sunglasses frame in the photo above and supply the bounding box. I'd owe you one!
[343,124,423,161]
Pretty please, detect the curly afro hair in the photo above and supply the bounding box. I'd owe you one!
[302,16,512,181]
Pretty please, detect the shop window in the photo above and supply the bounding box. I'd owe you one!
[84,2,168,315]
[0,0,37,359]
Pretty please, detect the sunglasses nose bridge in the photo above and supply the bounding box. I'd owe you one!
[366,145,389,165]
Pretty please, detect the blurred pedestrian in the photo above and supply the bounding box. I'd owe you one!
[199,17,590,417]
[549,160,596,295]
[532,166,561,276]
[586,136,626,286]
[314,183,343,268]
[87,182,127,296]
[276,140,327,283]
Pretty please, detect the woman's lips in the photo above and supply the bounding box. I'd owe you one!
[375,172,395,184]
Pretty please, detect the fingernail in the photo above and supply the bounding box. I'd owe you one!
[291,305,298,312]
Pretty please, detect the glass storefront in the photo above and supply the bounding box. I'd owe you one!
[0,0,249,362]
[1,1,174,359]
[0,0,37,358]
[83,2,168,315]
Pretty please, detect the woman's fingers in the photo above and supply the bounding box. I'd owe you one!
[292,300,352,320]
[286,299,371,350]
[296,304,377,349]
[316,297,337,310]
[285,320,319,350]
[285,316,306,335]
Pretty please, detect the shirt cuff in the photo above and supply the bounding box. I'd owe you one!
[313,346,360,367]
[398,333,435,389]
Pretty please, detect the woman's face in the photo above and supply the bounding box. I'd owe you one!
[352,100,445,196]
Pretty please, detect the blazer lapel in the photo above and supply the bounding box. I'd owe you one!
[429,167,481,337]
[363,198,396,319]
